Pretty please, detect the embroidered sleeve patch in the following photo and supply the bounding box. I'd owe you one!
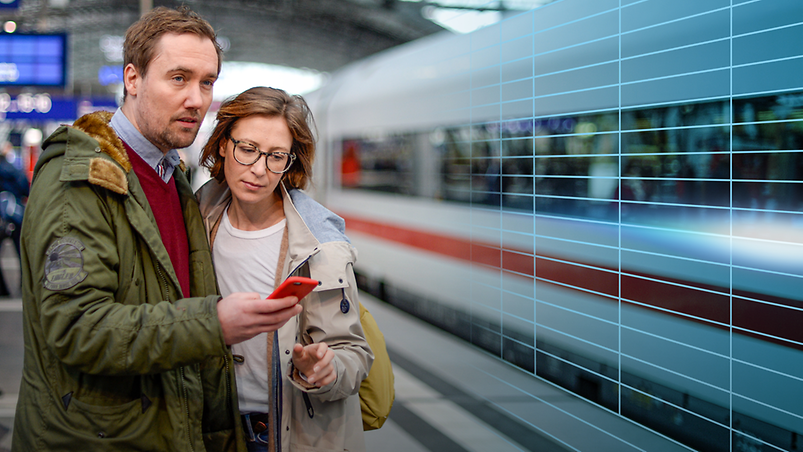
[44,237,89,291]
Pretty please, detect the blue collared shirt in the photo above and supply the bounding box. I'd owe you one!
[109,109,182,184]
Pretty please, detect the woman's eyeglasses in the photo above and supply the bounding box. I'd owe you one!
[229,137,295,174]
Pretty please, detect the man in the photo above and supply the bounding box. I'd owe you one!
[12,6,300,451]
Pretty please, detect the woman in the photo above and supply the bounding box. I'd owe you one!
[196,86,372,452]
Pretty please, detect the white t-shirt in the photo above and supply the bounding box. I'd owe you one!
[213,207,286,413]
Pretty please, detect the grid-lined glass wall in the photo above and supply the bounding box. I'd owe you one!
[325,0,803,450]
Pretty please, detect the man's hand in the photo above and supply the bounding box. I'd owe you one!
[292,342,336,387]
[217,292,302,345]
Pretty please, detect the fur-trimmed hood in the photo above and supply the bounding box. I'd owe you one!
[36,111,133,195]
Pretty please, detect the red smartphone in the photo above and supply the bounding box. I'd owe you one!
[267,276,319,300]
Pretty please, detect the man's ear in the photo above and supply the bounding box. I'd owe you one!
[123,63,140,97]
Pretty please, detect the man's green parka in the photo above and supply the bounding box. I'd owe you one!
[12,111,245,452]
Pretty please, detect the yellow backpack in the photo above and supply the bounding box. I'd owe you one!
[358,302,395,430]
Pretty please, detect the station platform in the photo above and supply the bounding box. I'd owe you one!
[0,244,692,451]
[360,294,691,452]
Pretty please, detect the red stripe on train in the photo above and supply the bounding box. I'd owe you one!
[340,214,803,348]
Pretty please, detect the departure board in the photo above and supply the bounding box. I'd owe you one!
[0,33,67,86]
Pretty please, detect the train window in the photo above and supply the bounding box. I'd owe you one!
[622,100,731,129]
[339,135,417,195]
[339,93,802,227]
[622,127,731,158]
[500,118,533,138]
[471,139,500,158]
[534,155,612,177]
[501,138,533,158]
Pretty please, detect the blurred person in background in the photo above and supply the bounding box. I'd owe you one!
[196,86,372,452]
[12,7,301,452]
[0,141,29,297]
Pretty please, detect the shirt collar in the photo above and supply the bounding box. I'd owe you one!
[110,108,181,183]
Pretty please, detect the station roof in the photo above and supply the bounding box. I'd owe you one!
[1,0,447,96]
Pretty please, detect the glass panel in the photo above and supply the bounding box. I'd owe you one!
[332,2,803,449]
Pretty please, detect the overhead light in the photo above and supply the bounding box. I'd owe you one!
[3,21,16,33]
[422,6,500,34]
[213,62,326,100]
[416,1,557,34]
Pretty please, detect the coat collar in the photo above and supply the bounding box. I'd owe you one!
[281,183,324,262]
[37,110,188,196]
[72,110,132,172]
[35,111,131,195]
[196,179,323,257]
[196,179,357,291]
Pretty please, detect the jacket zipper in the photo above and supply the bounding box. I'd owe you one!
[158,264,194,450]
[287,252,317,427]
[225,353,233,419]
[302,392,314,419]
[288,250,317,278]
[179,366,195,452]
[156,263,170,301]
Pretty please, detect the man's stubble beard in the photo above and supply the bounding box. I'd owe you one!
[144,112,202,152]
[156,121,200,151]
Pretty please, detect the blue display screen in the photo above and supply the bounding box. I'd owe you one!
[0,33,67,86]
[0,0,20,9]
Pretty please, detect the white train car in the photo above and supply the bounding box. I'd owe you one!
[306,1,803,450]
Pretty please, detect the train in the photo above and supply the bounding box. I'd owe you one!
[302,1,803,451]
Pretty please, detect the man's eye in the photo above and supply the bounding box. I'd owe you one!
[173,75,185,82]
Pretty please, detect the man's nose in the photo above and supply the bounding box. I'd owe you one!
[184,83,204,109]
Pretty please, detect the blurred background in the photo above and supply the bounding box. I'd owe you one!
[1,1,803,451]
[0,0,554,184]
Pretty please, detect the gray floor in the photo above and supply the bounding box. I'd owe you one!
[0,238,694,451]
[0,301,19,452]
[361,295,693,452]
[0,237,21,452]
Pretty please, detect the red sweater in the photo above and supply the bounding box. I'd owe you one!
[124,142,191,297]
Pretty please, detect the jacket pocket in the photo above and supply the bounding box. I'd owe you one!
[289,391,349,452]
[189,248,216,296]
[121,250,144,305]
[58,395,163,448]
[200,355,237,434]
[306,243,355,292]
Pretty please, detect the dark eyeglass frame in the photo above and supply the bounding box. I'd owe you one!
[228,136,296,174]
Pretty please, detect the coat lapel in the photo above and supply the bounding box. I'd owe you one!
[281,184,321,278]
[65,111,185,299]
[124,168,184,298]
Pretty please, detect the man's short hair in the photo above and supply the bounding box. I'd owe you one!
[122,5,222,99]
